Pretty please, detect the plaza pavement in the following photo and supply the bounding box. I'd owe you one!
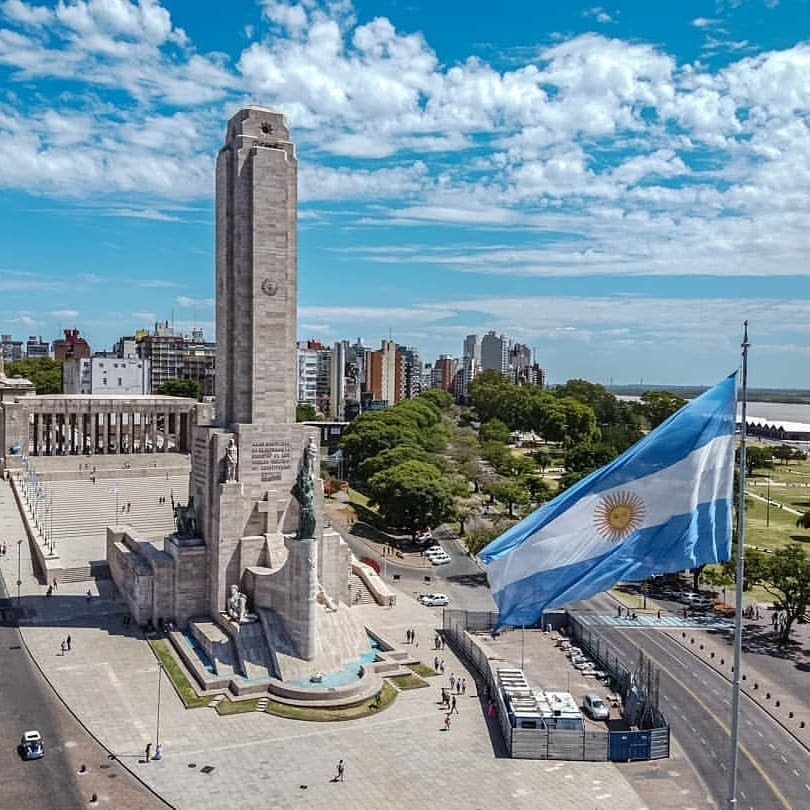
[1,478,648,810]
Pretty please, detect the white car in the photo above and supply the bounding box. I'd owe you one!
[424,545,444,556]
[429,553,451,565]
[418,593,449,607]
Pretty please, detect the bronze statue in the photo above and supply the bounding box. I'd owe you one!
[171,493,197,538]
[291,439,317,540]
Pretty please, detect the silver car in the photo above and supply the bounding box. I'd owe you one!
[583,693,610,721]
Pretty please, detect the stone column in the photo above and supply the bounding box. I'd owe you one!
[115,410,122,454]
[151,408,158,453]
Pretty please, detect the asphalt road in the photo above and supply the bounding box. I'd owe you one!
[0,578,166,809]
[581,593,810,810]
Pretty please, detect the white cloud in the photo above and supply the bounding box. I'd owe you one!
[176,296,214,307]
[50,309,79,318]
[132,311,156,320]
[1,0,52,25]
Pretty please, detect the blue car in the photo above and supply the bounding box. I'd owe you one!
[20,730,44,760]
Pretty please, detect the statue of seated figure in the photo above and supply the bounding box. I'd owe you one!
[227,584,247,622]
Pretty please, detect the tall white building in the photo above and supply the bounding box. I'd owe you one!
[481,331,509,375]
[63,356,151,395]
[329,340,347,420]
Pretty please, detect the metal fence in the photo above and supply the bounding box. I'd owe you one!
[442,609,670,762]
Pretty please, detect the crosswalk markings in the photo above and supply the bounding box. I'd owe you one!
[576,614,734,630]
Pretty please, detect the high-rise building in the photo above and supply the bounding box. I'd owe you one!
[365,339,401,407]
[398,345,423,400]
[432,354,457,393]
[0,334,23,363]
[463,334,480,364]
[480,331,509,375]
[26,335,50,358]
[329,340,347,421]
[296,340,331,412]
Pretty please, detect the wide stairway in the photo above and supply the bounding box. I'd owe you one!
[348,573,376,605]
[22,466,190,571]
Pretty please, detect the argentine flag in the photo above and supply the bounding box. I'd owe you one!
[479,373,737,629]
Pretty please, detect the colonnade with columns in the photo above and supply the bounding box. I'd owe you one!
[18,396,195,457]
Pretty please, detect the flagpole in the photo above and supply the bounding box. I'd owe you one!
[727,321,749,809]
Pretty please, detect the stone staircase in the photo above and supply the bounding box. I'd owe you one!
[348,573,375,605]
[59,563,111,583]
[42,474,189,547]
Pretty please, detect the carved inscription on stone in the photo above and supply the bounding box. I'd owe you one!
[192,436,207,490]
[251,440,292,482]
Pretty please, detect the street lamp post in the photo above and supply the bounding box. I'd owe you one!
[155,661,163,759]
[16,538,22,608]
[766,477,771,528]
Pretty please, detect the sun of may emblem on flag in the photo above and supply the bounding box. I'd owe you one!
[593,491,645,541]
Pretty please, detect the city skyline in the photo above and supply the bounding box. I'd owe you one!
[2,0,810,387]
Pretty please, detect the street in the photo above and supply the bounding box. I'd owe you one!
[0,575,166,809]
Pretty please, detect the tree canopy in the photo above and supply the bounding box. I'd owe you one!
[366,460,455,538]
[296,403,317,422]
[157,378,201,399]
[6,357,62,394]
[639,390,687,428]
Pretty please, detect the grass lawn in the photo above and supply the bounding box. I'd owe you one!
[389,672,429,690]
[216,698,259,715]
[409,662,438,678]
[147,638,210,709]
[264,682,397,721]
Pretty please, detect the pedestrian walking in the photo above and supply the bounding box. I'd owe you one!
[145,743,151,762]
[434,656,439,671]
[127,502,131,512]
[449,673,455,691]
[441,687,448,706]
[439,659,445,674]
[86,589,92,602]
[336,759,344,782]
[451,694,458,714]
[46,585,53,597]
[60,640,66,655]
[53,577,58,591]
[657,610,661,620]
[444,713,451,731]
[66,634,71,652]
[457,680,462,695]
[461,677,466,695]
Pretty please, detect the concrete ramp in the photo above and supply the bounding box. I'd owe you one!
[233,620,276,680]
[188,619,237,678]
[258,603,371,682]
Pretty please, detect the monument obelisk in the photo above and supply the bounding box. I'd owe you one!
[188,107,346,659]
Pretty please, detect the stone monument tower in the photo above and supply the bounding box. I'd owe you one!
[108,107,367,687]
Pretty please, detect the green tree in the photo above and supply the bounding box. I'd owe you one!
[740,446,774,476]
[466,524,512,557]
[532,449,552,474]
[483,479,530,518]
[296,403,317,422]
[479,418,511,444]
[340,415,421,472]
[358,445,439,481]
[367,460,455,539]
[157,378,201,399]
[761,544,810,644]
[565,442,617,475]
[418,388,454,411]
[639,390,687,428]
[6,357,62,394]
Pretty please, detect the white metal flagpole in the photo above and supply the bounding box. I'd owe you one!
[727,321,749,808]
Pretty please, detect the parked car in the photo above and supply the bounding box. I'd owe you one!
[583,694,610,721]
[424,545,444,556]
[20,730,44,760]
[418,593,449,607]
[429,553,451,565]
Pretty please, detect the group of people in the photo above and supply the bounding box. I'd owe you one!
[59,635,71,655]
[433,633,445,649]
[405,628,417,644]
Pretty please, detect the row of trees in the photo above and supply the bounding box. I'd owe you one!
[339,390,457,538]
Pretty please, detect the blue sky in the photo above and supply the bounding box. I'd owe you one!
[1,0,809,388]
